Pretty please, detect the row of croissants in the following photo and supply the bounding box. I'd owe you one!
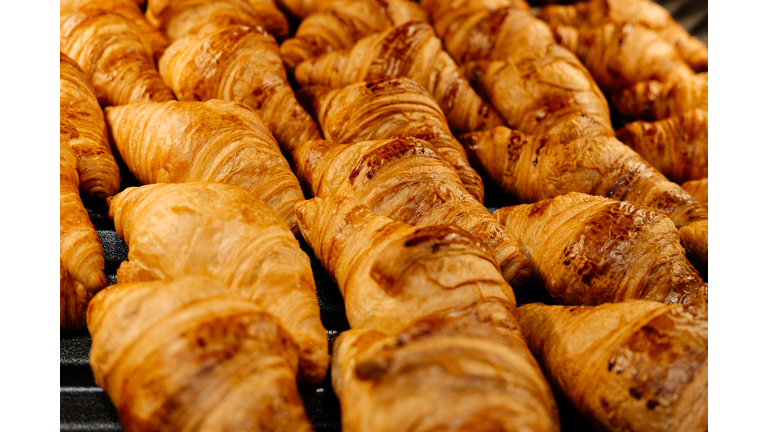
[59,0,708,431]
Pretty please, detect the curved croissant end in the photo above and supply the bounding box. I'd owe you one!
[611,72,707,121]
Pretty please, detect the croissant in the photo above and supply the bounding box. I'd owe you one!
[60,120,107,329]
[294,21,505,136]
[295,195,517,331]
[297,77,485,202]
[248,0,290,39]
[294,139,531,286]
[611,72,708,121]
[538,0,707,72]
[331,304,560,432]
[682,178,707,210]
[146,0,263,42]
[159,25,322,154]
[60,9,175,106]
[87,276,314,432]
[60,0,169,61]
[518,301,708,432]
[279,0,427,73]
[458,117,708,267]
[616,109,707,184]
[104,100,304,232]
[494,192,707,305]
[60,52,121,200]
[107,182,328,383]
[553,22,694,93]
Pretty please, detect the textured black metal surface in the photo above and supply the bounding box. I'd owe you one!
[60,1,707,431]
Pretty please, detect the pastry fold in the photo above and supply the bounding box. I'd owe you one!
[248,0,290,39]
[60,9,175,106]
[60,52,121,200]
[519,301,707,432]
[60,120,107,329]
[681,178,707,210]
[159,25,322,154]
[87,276,314,432]
[146,0,264,42]
[104,100,304,232]
[616,109,707,184]
[293,139,531,286]
[297,77,484,202]
[495,192,707,305]
[294,21,505,135]
[611,72,707,121]
[107,182,328,383]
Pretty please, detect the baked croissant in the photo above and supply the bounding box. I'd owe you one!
[538,0,708,72]
[60,52,121,200]
[159,25,322,154]
[279,0,427,73]
[297,77,485,202]
[146,0,263,42]
[616,109,707,184]
[553,22,694,93]
[518,301,708,432]
[104,100,304,233]
[611,72,708,121]
[494,192,707,305]
[295,196,517,331]
[458,117,708,267]
[107,182,328,383]
[682,178,707,210]
[293,139,531,286]
[60,0,169,61]
[87,276,314,432]
[60,9,175,106]
[294,21,505,135]
[60,120,107,329]
[332,303,560,432]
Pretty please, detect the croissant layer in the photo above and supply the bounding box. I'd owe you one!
[107,182,328,383]
[611,72,707,121]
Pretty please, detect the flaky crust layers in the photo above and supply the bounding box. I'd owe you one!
[294,138,531,287]
[60,52,121,200]
[60,9,175,106]
[538,0,707,72]
[297,77,485,202]
[295,196,517,332]
[616,109,708,184]
[60,122,107,329]
[279,0,427,72]
[294,21,505,136]
[518,301,707,432]
[495,193,706,305]
[87,276,314,432]
[104,100,304,232]
[681,178,707,210]
[612,72,707,121]
[332,303,559,432]
[107,183,328,383]
[159,25,322,155]
[146,0,264,42]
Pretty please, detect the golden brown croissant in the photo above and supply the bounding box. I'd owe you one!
[60,9,175,106]
[159,25,322,154]
[146,0,263,42]
[458,117,708,266]
[294,139,531,286]
[60,52,121,200]
[682,178,707,210]
[294,21,505,135]
[463,44,612,134]
[538,0,708,72]
[87,276,314,432]
[107,182,328,383]
[104,100,304,232]
[279,0,427,73]
[616,109,707,184]
[332,303,560,432]
[297,77,485,202]
[295,195,517,331]
[611,72,708,121]
[553,22,694,93]
[495,192,707,305]
[60,121,107,329]
[518,301,708,432]
[60,0,169,61]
